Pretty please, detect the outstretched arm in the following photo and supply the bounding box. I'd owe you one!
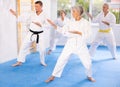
[47,19,57,29]
[9,9,17,17]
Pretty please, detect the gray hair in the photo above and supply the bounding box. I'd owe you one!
[72,5,84,15]
[103,3,109,9]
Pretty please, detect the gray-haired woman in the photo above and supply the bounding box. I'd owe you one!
[45,6,96,82]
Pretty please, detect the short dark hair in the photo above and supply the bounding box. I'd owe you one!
[60,10,66,15]
[58,10,66,16]
[35,1,43,6]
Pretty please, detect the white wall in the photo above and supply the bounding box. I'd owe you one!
[0,0,17,63]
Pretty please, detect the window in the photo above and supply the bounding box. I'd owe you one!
[58,0,120,24]
[76,0,90,19]
[108,0,120,24]
[90,0,120,24]
[57,0,71,17]
[91,0,104,17]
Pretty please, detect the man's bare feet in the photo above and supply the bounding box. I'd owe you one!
[87,77,96,82]
[47,50,52,55]
[45,76,55,83]
[12,62,22,67]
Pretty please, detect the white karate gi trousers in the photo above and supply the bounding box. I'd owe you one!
[17,31,46,65]
[89,30,117,58]
[52,38,92,77]
[49,31,63,51]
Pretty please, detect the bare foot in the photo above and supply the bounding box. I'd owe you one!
[45,76,55,83]
[87,77,96,82]
[113,57,117,60]
[40,63,47,67]
[47,50,52,55]
[12,62,22,67]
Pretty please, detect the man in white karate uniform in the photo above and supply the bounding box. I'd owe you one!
[46,6,96,82]
[87,3,117,59]
[10,1,47,66]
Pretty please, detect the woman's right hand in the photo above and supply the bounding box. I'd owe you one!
[69,30,82,36]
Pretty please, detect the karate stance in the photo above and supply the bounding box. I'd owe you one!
[10,1,47,66]
[47,10,69,54]
[86,3,117,59]
[45,6,96,82]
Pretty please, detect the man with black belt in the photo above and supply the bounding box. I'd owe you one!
[10,1,47,66]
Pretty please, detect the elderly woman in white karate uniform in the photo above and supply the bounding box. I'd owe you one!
[10,1,47,67]
[47,10,69,54]
[87,3,117,59]
[45,6,96,82]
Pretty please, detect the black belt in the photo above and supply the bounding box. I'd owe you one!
[29,29,43,43]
